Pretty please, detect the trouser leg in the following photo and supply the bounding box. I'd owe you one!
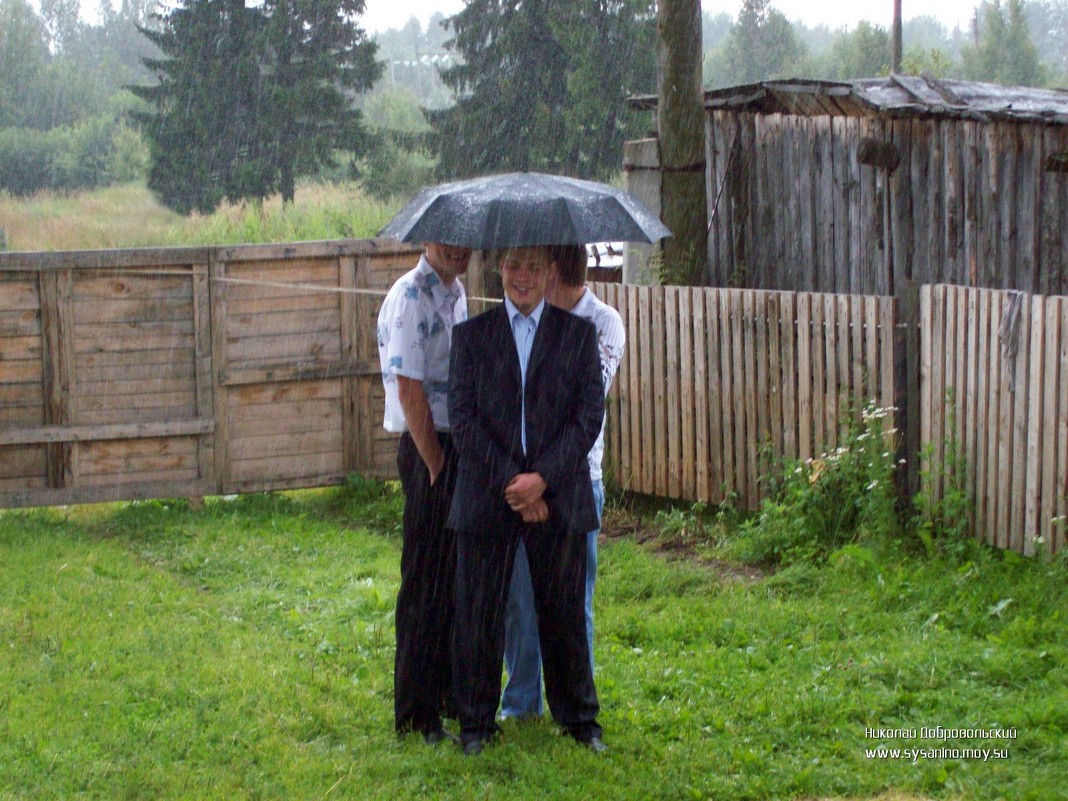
[584,478,605,671]
[524,523,601,742]
[453,524,517,744]
[394,432,458,734]
[502,540,544,718]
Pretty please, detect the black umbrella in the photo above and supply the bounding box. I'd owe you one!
[377,171,671,249]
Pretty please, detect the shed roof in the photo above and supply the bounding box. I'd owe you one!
[629,75,1068,125]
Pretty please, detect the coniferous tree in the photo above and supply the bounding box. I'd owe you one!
[132,0,265,213]
[132,0,380,214]
[551,0,656,177]
[257,0,382,203]
[428,0,655,181]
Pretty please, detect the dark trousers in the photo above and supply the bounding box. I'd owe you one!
[453,518,601,744]
[394,432,458,734]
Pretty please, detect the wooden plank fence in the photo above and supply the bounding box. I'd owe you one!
[0,241,422,507]
[3,245,1064,556]
[595,284,897,510]
[921,285,1068,555]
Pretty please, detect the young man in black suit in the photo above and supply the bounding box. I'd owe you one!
[447,246,606,755]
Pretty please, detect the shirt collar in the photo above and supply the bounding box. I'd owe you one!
[504,295,546,325]
[568,285,592,314]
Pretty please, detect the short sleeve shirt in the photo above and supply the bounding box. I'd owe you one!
[571,287,626,481]
[377,256,467,433]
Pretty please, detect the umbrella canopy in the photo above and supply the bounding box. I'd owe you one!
[378,172,671,249]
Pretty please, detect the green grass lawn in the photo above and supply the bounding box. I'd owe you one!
[1,482,1065,801]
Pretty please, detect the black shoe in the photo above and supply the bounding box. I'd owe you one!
[463,738,485,756]
[424,728,461,746]
[583,736,608,753]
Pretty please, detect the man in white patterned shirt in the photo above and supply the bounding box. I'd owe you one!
[377,242,471,743]
[501,244,626,720]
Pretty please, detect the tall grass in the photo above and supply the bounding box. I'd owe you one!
[1,478,1065,801]
[0,181,399,252]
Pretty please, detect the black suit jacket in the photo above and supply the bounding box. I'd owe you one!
[447,302,605,535]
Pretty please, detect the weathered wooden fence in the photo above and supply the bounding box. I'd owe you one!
[595,284,897,509]
[0,241,421,507]
[3,245,1064,555]
[700,101,1068,296]
[921,284,1068,555]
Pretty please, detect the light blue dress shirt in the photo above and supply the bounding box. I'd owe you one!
[504,296,545,455]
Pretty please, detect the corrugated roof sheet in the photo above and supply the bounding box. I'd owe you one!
[628,75,1068,124]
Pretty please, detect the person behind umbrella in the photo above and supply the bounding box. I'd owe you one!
[377,242,472,744]
[447,246,606,755]
[500,244,625,721]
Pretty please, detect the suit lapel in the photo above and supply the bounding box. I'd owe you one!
[526,304,559,382]
[491,303,522,386]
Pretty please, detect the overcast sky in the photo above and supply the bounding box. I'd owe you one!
[360,0,984,36]
[68,0,984,38]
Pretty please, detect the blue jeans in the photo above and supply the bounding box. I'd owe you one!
[501,480,603,719]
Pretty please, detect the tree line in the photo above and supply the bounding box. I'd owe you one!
[0,0,157,198]
[703,0,1063,89]
[1,0,1065,216]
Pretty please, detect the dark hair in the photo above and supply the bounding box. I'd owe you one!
[552,244,587,287]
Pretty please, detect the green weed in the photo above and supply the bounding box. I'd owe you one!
[913,392,973,558]
[727,401,900,566]
[652,501,715,549]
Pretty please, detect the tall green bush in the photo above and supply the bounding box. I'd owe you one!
[0,116,147,196]
[0,128,54,195]
[730,402,900,565]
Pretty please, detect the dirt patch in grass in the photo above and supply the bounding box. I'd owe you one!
[599,505,767,584]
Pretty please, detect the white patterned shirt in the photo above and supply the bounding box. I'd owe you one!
[377,256,467,433]
[571,287,625,481]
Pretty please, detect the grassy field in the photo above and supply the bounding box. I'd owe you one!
[1,479,1064,801]
[0,182,398,251]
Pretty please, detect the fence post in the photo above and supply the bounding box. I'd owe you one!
[340,255,359,475]
[895,280,921,504]
[38,269,75,488]
[209,250,230,494]
[192,263,215,495]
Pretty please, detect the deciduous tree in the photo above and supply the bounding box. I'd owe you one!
[1025,0,1068,82]
[709,0,805,86]
[961,0,1045,86]
[0,0,49,128]
[827,21,892,79]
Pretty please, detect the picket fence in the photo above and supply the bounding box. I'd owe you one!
[921,284,1068,555]
[595,283,898,509]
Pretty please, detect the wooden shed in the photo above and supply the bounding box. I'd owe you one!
[628,76,1068,295]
